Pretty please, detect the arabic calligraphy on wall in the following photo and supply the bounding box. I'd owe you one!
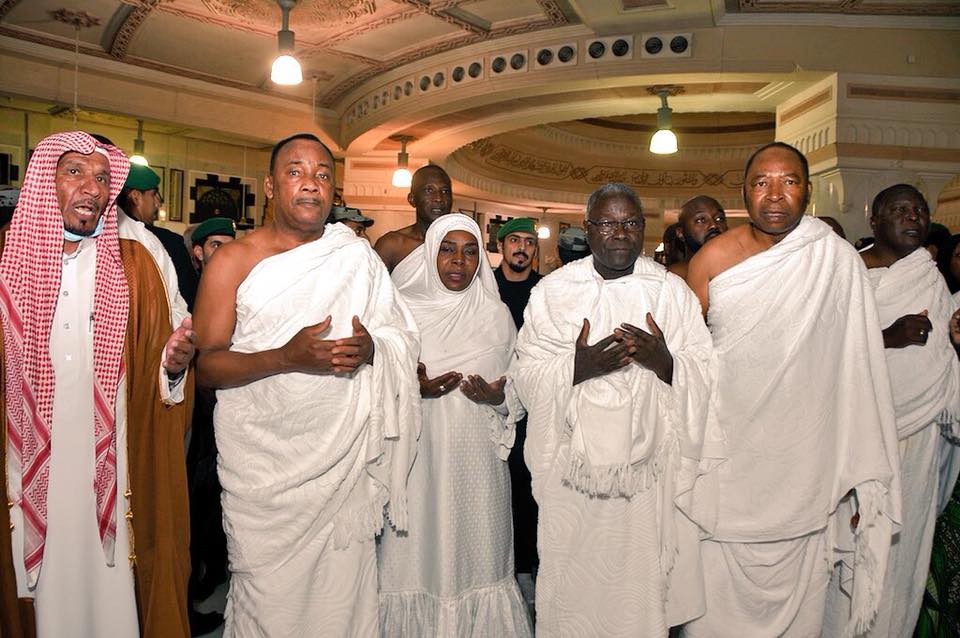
[468,140,744,189]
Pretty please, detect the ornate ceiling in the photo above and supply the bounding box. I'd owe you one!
[2,0,955,111]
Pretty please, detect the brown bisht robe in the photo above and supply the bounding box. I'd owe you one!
[0,237,192,638]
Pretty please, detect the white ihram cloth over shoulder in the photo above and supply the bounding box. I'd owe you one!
[511,254,713,637]
[378,214,532,638]
[824,247,960,638]
[215,223,421,637]
[683,217,902,638]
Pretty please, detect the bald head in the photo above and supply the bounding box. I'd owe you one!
[408,164,452,226]
[677,195,728,253]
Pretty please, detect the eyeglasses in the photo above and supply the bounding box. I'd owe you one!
[586,218,644,235]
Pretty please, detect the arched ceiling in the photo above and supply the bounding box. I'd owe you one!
[0,0,957,161]
[1,0,955,108]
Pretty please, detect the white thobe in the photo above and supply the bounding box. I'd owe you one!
[7,236,186,638]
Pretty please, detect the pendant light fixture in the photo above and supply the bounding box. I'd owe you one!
[130,119,148,166]
[391,135,413,188]
[537,207,551,239]
[271,0,302,86]
[649,89,678,155]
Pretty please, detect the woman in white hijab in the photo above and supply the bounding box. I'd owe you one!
[378,214,533,637]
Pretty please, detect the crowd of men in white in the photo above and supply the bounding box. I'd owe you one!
[1,130,959,638]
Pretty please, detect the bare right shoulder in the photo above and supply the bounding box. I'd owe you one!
[205,232,272,290]
[373,225,417,272]
[686,225,754,315]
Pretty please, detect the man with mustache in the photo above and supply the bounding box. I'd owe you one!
[823,184,960,638]
[490,217,542,599]
[511,183,713,635]
[0,131,195,637]
[493,217,542,330]
[193,133,420,636]
[684,142,901,637]
[667,195,727,280]
[374,164,453,274]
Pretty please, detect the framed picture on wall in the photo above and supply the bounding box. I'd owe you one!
[168,169,184,222]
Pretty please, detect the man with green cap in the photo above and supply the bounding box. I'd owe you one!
[492,216,542,599]
[120,164,198,309]
[191,216,236,271]
[494,216,541,330]
[330,205,374,240]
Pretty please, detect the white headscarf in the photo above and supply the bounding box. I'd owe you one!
[396,214,515,380]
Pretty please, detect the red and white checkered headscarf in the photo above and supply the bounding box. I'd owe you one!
[0,131,130,586]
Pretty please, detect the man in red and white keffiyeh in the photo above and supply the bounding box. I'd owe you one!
[0,131,196,638]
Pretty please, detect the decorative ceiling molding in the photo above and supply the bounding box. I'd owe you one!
[0,25,312,102]
[461,138,747,188]
[110,0,160,58]
[394,0,489,34]
[319,8,567,107]
[0,0,22,21]
[300,7,421,51]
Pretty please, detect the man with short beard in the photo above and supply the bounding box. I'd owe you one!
[667,195,727,280]
[491,216,542,596]
[0,131,195,637]
[494,217,542,330]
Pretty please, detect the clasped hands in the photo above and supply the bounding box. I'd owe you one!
[279,315,375,374]
[573,314,673,386]
[418,362,506,405]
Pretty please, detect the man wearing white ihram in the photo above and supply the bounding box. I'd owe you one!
[823,184,960,637]
[512,182,714,637]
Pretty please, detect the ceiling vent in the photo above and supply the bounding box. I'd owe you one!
[641,33,692,58]
[534,43,578,69]
[451,59,485,84]
[489,50,529,76]
[583,36,633,63]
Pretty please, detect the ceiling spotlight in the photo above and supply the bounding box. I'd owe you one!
[130,119,148,166]
[271,0,302,86]
[391,135,413,188]
[649,89,678,155]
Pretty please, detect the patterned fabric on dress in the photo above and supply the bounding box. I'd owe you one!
[379,214,532,636]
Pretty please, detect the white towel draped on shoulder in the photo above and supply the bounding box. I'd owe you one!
[512,255,712,575]
[869,248,960,441]
[513,256,712,501]
[215,223,421,576]
[691,217,902,636]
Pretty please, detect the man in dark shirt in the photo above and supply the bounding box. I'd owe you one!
[492,216,542,602]
[493,217,542,329]
[120,164,199,309]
